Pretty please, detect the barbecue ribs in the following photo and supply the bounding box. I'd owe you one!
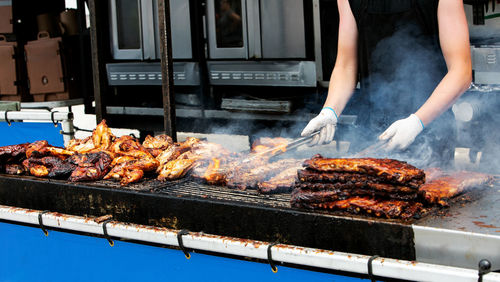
[303,154,425,185]
[292,196,424,219]
[419,170,493,206]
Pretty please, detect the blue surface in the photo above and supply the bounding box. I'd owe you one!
[0,222,366,282]
[0,122,63,147]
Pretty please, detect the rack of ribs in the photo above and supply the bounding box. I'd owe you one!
[419,170,493,206]
[257,162,303,194]
[303,154,425,185]
[226,159,300,190]
[292,196,424,219]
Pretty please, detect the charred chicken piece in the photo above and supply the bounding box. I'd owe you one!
[0,143,29,163]
[105,157,159,185]
[5,164,25,175]
[419,170,493,206]
[68,152,113,182]
[303,154,425,185]
[157,159,196,181]
[26,141,49,158]
[22,155,77,179]
[142,134,173,157]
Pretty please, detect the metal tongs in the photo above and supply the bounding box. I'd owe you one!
[241,131,320,163]
[353,139,388,158]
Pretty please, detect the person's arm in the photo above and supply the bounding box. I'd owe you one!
[414,0,472,126]
[379,0,471,151]
[300,0,358,145]
[323,0,359,116]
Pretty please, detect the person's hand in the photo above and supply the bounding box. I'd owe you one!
[301,107,338,146]
[379,114,424,151]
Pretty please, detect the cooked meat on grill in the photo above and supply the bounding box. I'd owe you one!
[105,157,160,185]
[303,154,425,185]
[294,181,416,194]
[5,164,25,175]
[154,137,202,180]
[157,159,196,181]
[0,143,29,163]
[291,185,418,201]
[257,163,303,194]
[22,155,77,178]
[194,158,228,185]
[92,120,115,151]
[110,135,153,158]
[68,152,113,182]
[298,169,422,189]
[227,159,300,190]
[26,140,49,158]
[142,134,173,157]
[66,136,95,154]
[251,137,288,155]
[292,196,424,219]
[28,164,50,177]
[419,171,493,206]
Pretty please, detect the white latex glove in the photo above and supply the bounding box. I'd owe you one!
[379,114,424,151]
[301,107,338,146]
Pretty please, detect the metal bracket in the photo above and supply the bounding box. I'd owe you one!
[4,110,11,126]
[367,255,380,282]
[177,229,191,259]
[267,242,279,273]
[38,210,50,236]
[102,219,114,247]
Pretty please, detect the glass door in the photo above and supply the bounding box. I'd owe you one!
[207,0,248,59]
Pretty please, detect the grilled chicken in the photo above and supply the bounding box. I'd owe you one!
[105,157,159,185]
[0,143,29,163]
[157,159,196,181]
[5,164,25,175]
[142,134,173,157]
[66,136,95,153]
[68,152,113,182]
[92,120,115,150]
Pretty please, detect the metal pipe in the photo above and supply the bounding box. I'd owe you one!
[0,205,498,282]
[0,111,73,122]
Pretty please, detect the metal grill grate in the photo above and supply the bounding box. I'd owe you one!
[85,177,292,209]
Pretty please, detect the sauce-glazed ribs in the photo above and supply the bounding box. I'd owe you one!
[292,154,425,219]
[419,170,493,206]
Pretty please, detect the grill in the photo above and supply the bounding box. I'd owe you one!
[0,173,498,263]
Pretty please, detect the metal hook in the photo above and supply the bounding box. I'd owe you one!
[177,229,191,259]
[4,111,11,126]
[267,242,279,273]
[38,210,50,236]
[50,111,58,127]
[367,255,380,282]
[102,219,114,247]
